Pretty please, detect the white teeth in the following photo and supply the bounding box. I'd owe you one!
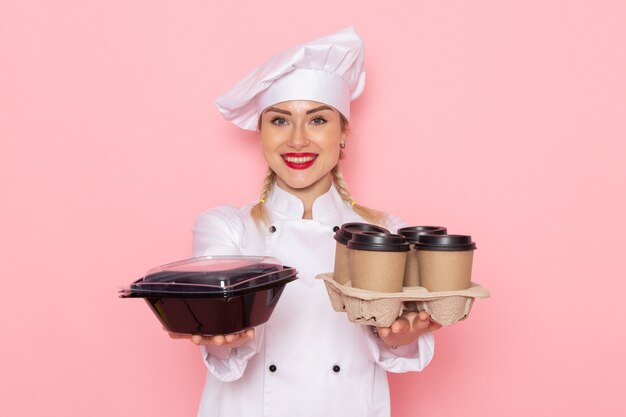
[284,155,316,163]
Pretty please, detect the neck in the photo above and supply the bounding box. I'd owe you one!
[275,175,333,219]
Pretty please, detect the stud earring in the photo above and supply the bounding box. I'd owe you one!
[340,141,347,149]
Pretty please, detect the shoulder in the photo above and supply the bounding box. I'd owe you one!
[383,213,409,233]
[195,204,246,227]
[192,202,258,256]
[193,202,257,234]
[348,204,408,234]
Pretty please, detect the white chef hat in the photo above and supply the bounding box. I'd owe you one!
[215,27,366,131]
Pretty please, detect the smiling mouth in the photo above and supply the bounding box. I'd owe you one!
[281,153,318,169]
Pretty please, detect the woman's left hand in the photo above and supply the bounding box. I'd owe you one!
[376,311,442,347]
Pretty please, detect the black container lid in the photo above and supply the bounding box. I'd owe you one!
[120,256,297,298]
[397,226,447,242]
[414,234,477,251]
[334,222,390,245]
[347,231,409,252]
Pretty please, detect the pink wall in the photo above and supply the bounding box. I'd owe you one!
[2,1,625,416]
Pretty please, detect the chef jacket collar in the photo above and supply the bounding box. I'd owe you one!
[266,183,350,226]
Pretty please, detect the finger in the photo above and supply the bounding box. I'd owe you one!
[191,334,205,345]
[418,311,430,321]
[245,328,255,339]
[224,333,239,343]
[429,321,443,331]
[212,335,225,346]
[413,316,432,331]
[391,318,409,334]
[377,327,391,338]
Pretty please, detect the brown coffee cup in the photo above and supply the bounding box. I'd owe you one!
[333,223,390,284]
[397,226,447,287]
[415,234,476,292]
[347,232,409,292]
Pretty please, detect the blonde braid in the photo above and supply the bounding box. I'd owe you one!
[331,164,386,226]
[251,168,276,228]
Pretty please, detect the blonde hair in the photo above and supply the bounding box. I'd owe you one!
[330,161,386,225]
[250,168,276,227]
[251,112,387,228]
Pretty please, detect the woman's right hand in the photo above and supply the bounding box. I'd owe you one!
[167,328,255,349]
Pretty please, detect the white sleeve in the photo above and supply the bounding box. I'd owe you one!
[199,325,266,382]
[360,326,435,372]
[191,205,263,381]
[192,205,245,256]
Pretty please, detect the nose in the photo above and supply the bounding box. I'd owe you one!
[286,122,310,150]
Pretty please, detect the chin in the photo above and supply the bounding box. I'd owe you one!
[281,178,319,190]
[278,172,330,191]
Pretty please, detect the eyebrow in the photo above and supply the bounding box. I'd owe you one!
[264,107,291,115]
[263,105,334,116]
[306,105,333,114]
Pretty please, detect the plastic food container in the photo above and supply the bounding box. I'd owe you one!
[119,256,297,335]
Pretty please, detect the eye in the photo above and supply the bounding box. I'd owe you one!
[271,117,289,126]
[310,117,327,126]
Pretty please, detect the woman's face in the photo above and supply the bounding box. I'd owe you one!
[259,100,346,194]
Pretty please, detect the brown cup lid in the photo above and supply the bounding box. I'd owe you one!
[397,226,447,242]
[334,222,390,245]
[415,234,477,251]
[347,232,409,252]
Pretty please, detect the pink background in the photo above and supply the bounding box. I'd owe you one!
[2,1,625,416]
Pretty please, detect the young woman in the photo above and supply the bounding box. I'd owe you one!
[169,27,441,417]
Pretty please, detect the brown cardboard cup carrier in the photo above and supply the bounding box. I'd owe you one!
[316,272,489,326]
[333,223,389,285]
[415,234,476,292]
[397,226,447,287]
[347,232,409,292]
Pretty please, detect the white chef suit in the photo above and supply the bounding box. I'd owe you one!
[192,184,435,417]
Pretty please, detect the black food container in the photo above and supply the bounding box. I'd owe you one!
[120,256,297,335]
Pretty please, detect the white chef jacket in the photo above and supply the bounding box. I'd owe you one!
[192,184,435,417]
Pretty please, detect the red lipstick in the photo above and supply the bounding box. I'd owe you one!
[281,153,318,170]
